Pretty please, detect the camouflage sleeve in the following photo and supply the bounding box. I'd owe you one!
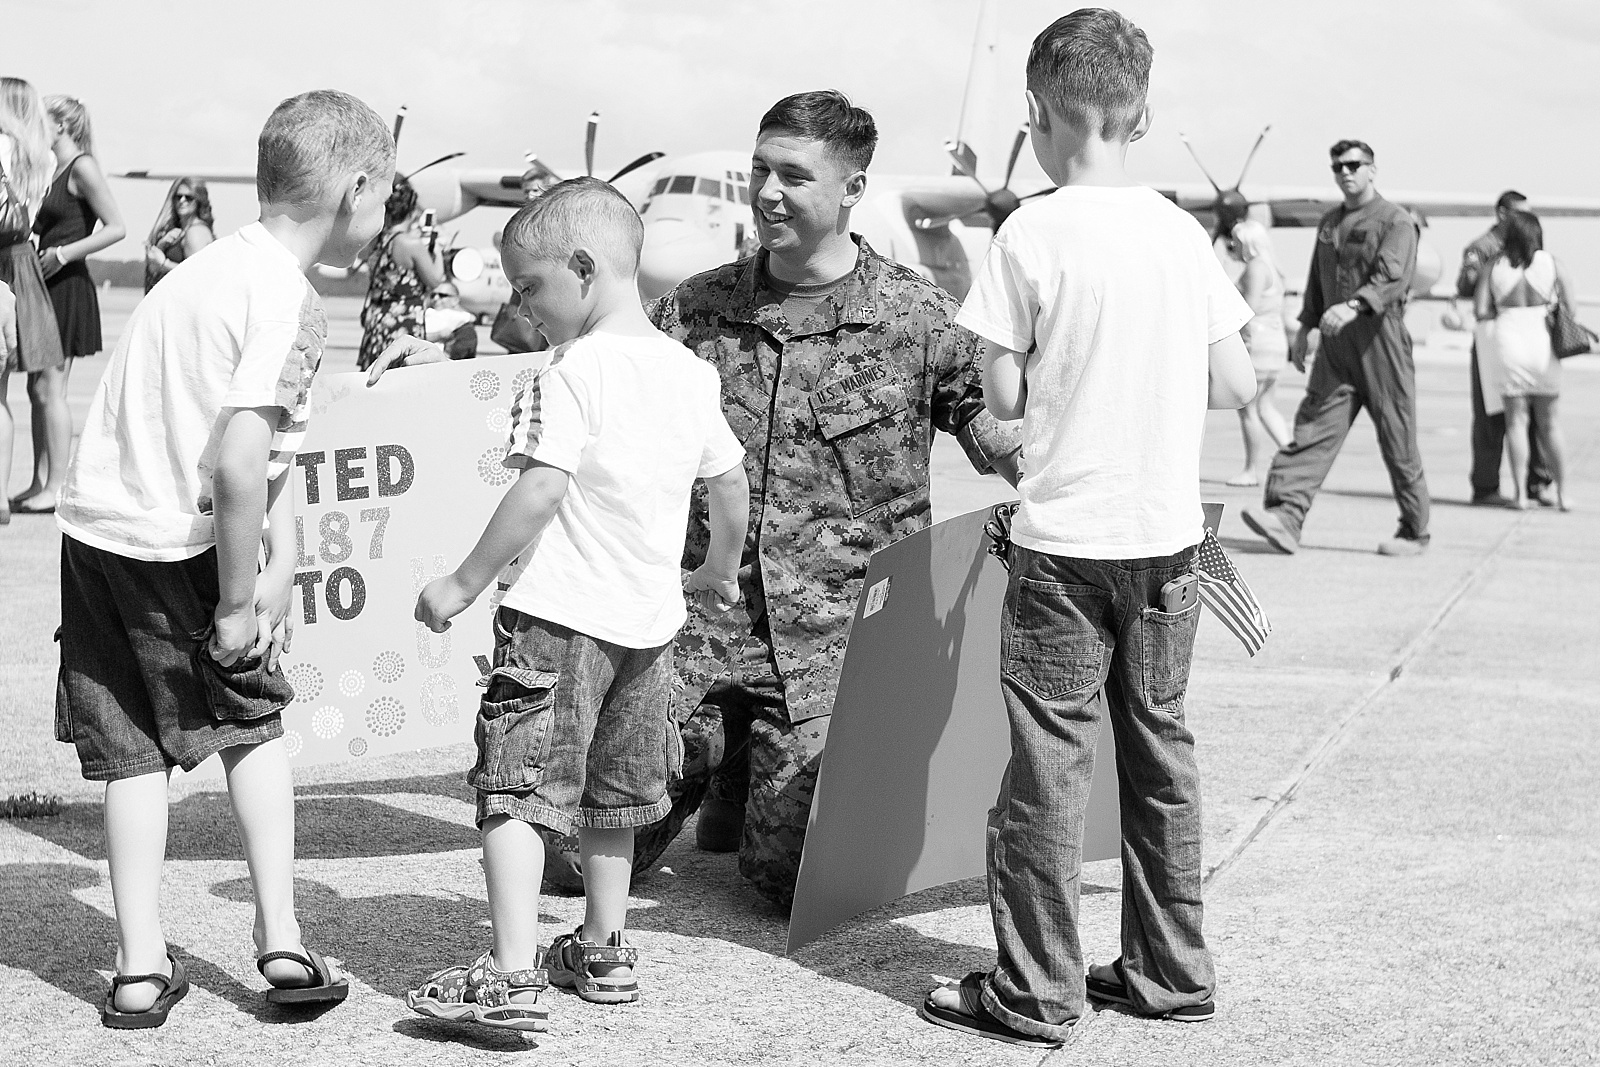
[648,287,686,339]
[931,317,1022,475]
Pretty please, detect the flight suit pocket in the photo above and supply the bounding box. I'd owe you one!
[1003,579,1108,701]
[1142,599,1202,709]
[467,666,560,792]
[191,630,293,722]
[811,375,919,516]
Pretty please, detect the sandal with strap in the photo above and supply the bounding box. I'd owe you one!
[406,950,550,1032]
[102,952,190,1029]
[918,971,1062,1048]
[257,946,349,1005]
[543,928,640,1004]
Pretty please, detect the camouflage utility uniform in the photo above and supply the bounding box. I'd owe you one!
[634,237,1020,907]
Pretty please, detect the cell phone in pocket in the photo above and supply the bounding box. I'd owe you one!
[1159,574,1199,613]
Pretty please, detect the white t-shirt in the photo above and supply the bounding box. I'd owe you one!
[957,186,1253,559]
[496,331,744,649]
[58,223,326,560]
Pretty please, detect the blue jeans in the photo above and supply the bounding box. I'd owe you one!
[983,544,1213,1042]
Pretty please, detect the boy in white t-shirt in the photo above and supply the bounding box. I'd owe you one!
[54,91,394,1027]
[918,9,1256,1050]
[401,178,749,1033]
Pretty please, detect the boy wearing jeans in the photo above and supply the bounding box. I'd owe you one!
[399,178,749,1032]
[54,91,394,1027]
[919,9,1256,1049]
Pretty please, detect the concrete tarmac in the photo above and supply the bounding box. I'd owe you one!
[1,290,1596,1065]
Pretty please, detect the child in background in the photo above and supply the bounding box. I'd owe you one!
[918,8,1255,1049]
[54,90,394,1028]
[403,177,749,1032]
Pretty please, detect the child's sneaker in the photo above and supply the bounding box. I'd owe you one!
[406,950,550,1031]
[543,927,640,1004]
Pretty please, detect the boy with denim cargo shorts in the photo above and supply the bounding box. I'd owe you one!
[917,9,1257,1049]
[53,90,394,1028]
[398,178,750,1033]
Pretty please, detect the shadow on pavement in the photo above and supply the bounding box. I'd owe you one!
[18,793,478,862]
[391,1015,539,1051]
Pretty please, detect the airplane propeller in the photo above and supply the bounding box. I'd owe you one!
[1178,124,1271,237]
[946,124,1045,228]
[585,112,599,178]
[393,105,407,149]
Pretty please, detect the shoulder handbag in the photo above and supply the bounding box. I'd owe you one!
[1546,276,1597,359]
[0,163,32,245]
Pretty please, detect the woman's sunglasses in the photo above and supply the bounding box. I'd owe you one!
[174,193,197,203]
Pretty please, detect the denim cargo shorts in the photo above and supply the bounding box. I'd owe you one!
[471,607,679,836]
[56,537,289,781]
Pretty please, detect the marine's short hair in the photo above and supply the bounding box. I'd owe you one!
[501,177,644,274]
[1501,209,1543,269]
[1329,139,1375,163]
[256,90,394,206]
[757,91,877,173]
[1026,8,1152,142]
[1495,189,1527,213]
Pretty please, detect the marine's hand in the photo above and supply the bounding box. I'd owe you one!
[366,333,446,386]
[1319,301,1359,336]
[209,604,259,667]
[416,573,474,632]
[686,565,741,614]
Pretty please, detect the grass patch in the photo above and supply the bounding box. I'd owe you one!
[0,792,64,818]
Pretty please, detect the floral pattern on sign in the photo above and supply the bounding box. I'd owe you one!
[478,446,514,487]
[366,696,406,738]
[469,370,501,401]
[339,670,365,697]
[311,706,345,740]
[283,730,304,758]
[373,650,405,684]
[486,407,510,435]
[285,663,323,704]
[511,366,536,397]
[348,737,368,757]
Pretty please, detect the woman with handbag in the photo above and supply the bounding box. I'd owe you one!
[357,175,443,370]
[1474,209,1571,511]
[0,77,64,525]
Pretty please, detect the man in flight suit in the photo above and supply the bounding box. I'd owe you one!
[1450,189,1551,506]
[634,91,1021,908]
[1243,140,1429,557]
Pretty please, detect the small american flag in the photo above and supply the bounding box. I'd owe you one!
[1195,530,1271,655]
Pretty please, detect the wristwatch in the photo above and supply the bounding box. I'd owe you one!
[1344,298,1364,313]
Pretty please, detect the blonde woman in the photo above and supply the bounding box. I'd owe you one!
[1226,219,1290,486]
[0,76,62,524]
[10,95,126,515]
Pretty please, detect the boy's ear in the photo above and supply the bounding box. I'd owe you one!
[343,171,372,216]
[570,247,598,283]
[1025,90,1049,136]
[1128,105,1152,144]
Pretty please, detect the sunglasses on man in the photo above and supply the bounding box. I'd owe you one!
[1330,159,1370,175]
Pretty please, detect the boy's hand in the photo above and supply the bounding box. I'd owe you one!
[253,568,295,672]
[209,604,261,667]
[686,565,741,614]
[366,333,447,387]
[416,573,475,632]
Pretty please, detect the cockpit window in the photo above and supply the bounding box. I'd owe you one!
[669,175,695,194]
[651,177,669,195]
[737,185,750,205]
[696,177,720,198]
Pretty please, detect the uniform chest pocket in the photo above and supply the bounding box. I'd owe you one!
[810,375,922,517]
[1338,228,1373,267]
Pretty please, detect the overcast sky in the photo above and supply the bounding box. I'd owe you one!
[7,0,1598,264]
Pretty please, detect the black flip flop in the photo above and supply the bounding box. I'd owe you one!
[1085,958,1214,1022]
[9,500,54,515]
[258,947,349,1005]
[102,952,189,1029]
[917,971,1063,1049]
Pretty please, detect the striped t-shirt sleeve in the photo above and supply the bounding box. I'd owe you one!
[504,349,587,474]
[226,283,328,479]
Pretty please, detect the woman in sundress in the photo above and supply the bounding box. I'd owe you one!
[357,175,443,370]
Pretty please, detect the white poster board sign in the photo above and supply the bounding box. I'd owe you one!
[275,356,542,766]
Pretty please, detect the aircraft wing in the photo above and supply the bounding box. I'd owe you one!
[118,169,256,184]
[1151,181,1600,228]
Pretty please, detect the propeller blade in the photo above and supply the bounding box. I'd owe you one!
[1177,132,1223,196]
[1003,124,1028,190]
[609,151,666,183]
[944,140,989,195]
[392,105,407,150]
[404,151,466,180]
[1233,124,1272,192]
[585,112,599,178]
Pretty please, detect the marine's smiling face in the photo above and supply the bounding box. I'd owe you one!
[749,130,863,260]
[1332,151,1374,199]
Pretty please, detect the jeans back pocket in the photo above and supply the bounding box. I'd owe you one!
[1142,599,1203,708]
[192,640,293,722]
[1003,578,1109,701]
[467,666,561,793]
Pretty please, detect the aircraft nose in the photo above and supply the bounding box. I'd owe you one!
[638,218,730,301]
